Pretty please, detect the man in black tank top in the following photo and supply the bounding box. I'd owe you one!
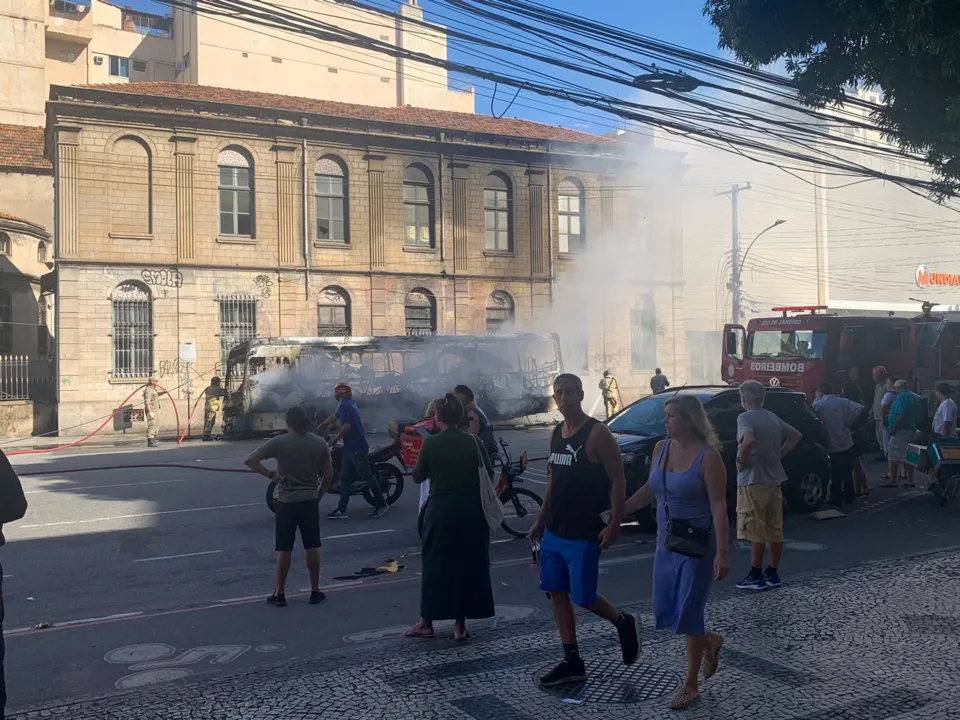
[530,373,640,687]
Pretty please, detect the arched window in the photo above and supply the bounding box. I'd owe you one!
[630,295,657,369]
[0,289,11,353]
[0,232,10,256]
[315,156,347,244]
[37,241,47,264]
[218,147,254,237]
[404,288,436,336]
[485,290,515,335]
[484,172,512,252]
[317,286,351,336]
[403,164,434,248]
[110,281,153,378]
[110,136,152,236]
[558,178,585,253]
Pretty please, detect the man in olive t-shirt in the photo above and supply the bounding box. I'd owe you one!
[245,407,333,607]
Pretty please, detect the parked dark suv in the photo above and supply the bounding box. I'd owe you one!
[607,386,830,529]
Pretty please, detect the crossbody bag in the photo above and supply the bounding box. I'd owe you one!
[659,440,710,559]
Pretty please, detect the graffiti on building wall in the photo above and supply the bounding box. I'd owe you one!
[158,358,221,379]
[254,275,274,298]
[593,349,626,368]
[141,269,184,289]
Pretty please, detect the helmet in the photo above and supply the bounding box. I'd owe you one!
[872,365,887,377]
[334,382,352,400]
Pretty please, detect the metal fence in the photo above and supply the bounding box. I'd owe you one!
[0,355,54,402]
[218,295,257,371]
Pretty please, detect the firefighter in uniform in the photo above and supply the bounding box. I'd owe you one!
[144,378,165,448]
[202,376,226,441]
[599,370,620,419]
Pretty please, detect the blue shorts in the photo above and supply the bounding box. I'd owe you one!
[538,529,601,607]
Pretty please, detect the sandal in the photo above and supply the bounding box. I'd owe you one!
[403,624,434,639]
[702,634,724,680]
[669,687,701,710]
[452,630,470,642]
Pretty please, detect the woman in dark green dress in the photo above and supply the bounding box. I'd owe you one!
[409,393,495,641]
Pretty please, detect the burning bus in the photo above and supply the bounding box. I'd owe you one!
[221,334,563,437]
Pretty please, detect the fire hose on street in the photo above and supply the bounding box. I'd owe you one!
[7,381,181,457]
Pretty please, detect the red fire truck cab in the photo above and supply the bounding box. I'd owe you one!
[722,306,915,402]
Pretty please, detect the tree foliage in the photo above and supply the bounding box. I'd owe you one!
[704,0,960,194]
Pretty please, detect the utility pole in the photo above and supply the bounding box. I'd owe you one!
[716,183,750,325]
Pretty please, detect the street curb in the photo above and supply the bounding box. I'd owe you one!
[9,543,960,718]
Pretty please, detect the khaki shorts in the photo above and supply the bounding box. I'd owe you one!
[737,485,784,543]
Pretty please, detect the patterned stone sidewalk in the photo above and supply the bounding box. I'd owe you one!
[12,549,960,720]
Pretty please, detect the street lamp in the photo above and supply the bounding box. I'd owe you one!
[741,219,787,270]
[731,219,786,324]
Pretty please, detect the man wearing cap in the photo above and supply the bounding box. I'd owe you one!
[885,379,921,489]
[870,366,888,461]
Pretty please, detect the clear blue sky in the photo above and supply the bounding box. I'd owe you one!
[130,0,726,133]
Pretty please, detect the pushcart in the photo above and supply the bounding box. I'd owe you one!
[906,438,960,506]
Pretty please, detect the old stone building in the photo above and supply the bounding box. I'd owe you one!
[0,124,56,434]
[45,82,686,435]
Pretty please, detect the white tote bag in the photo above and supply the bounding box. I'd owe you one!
[473,435,504,531]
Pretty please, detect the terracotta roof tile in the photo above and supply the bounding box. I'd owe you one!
[70,82,611,145]
[0,211,47,234]
[0,124,50,172]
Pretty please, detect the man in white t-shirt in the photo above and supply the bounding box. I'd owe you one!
[934,383,957,437]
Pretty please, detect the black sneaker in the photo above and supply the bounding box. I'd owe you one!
[538,658,587,687]
[327,509,348,520]
[369,505,388,519]
[266,593,287,607]
[616,613,640,665]
[309,590,326,605]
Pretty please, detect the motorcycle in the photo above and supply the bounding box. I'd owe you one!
[265,435,406,513]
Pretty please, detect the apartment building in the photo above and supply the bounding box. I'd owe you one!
[44,81,686,435]
[1,0,473,129]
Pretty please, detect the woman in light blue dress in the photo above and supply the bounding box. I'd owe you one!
[620,394,729,709]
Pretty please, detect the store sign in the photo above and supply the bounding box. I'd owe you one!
[916,264,960,288]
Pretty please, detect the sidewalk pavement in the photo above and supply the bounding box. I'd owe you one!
[11,548,960,719]
[0,432,207,452]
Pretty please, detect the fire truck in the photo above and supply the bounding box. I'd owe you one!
[722,306,916,403]
[723,302,960,409]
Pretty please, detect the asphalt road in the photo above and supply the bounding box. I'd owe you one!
[2,430,958,713]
